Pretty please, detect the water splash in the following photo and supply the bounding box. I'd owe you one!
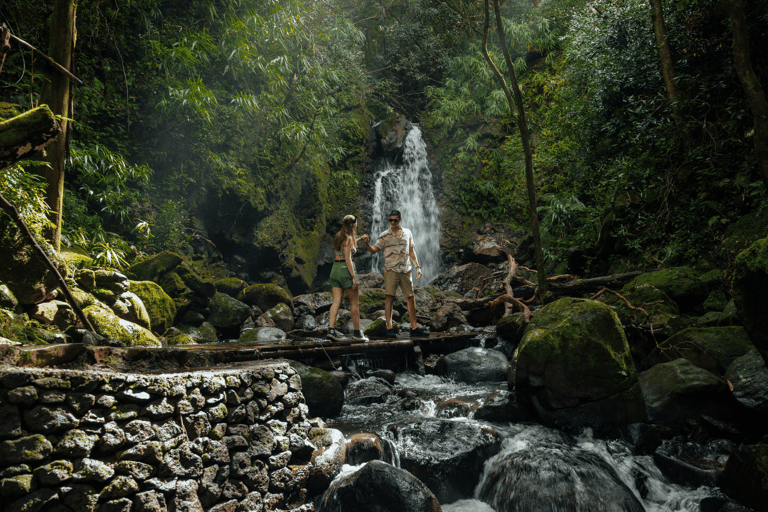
[369,126,441,283]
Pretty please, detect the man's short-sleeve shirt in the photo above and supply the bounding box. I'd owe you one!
[374,227,414,274]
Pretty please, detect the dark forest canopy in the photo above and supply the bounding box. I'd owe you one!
[0,0,767,288]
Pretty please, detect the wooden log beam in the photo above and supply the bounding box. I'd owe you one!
[0,104,61,171]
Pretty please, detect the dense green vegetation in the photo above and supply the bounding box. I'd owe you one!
[1,0,766,287]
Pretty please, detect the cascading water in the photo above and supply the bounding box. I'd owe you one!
[369,125,441,283]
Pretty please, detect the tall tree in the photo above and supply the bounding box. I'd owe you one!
[723,0,768,191]
[39,0,76,250]
[649,0,683,128]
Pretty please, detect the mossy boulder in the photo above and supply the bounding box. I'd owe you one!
[208,292,250,332]
[128,281,176,334]
[0,283,18,309]
[703,290,728,312]
[176,263,215,297]
[624,267,708,311]
[732,237,768,361]
[214,277,248,297]
[638,358,732,425]
[720,210,768,265]
[158,271,187,298]
[237,283,293,313]
[162,327,193,346]
[358,289,387,315]
[265,303,293,332]
[238,327,286,343]
[514,297,646,431]
[288,361,343,418]
[364,318,389,338]
[124,251,182,282]
[615,283,680,324]
[177,322,218,343]
[649,326,754,375]
[83,301,161,347]
[59,248,93,274]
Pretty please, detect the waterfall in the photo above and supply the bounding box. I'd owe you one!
[369,125,441,283]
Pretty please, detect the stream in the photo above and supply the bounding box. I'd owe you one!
[323,371,726,512]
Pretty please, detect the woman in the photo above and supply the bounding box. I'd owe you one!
[328,215,368,342]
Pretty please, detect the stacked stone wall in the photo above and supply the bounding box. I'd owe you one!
[0,362,317,512]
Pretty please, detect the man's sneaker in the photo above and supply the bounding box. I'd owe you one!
[328,328,346,342]
[410,326,430,338]
[386,328,398,339]
[352,330,369,342]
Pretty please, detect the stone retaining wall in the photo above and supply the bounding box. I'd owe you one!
[0,361,318,512]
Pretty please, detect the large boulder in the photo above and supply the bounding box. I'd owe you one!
[307,428,347,496]
[83,301,161,347]
[317,460,441,512]
[264,303,293,332]
[732,237,768,361]
[650,326,755,375]
[129,281,177,334]
[429,302,468,332]
[124,251,182,282]
[435,347,509,383]
[431,262,495,296]
[476,426,645,512]
[207,292,250,333]
[513,298,646,431]
[387,418,501,503]
[725,349,768,416]
[638,358,732,425]
[288,362,343,418]
[624,267,708,312]
[237,283,293,313]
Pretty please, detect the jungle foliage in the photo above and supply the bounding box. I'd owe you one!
[1,0,767,282]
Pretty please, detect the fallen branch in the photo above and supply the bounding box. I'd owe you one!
[8,33,83,85]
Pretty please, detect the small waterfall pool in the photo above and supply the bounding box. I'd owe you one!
[369,125,442,283]
[325,372,726,512]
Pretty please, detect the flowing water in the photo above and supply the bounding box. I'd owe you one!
[325,372,726,512]
[369,125,441,283]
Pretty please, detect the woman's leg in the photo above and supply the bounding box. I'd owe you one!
[346,287,361,330]
[329,286,344,328]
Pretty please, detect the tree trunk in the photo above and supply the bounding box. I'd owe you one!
[723,0,768,191]
[39,0,76,251]
[649,0,683,128]
[483,0,548,301]
[0,105,61,170]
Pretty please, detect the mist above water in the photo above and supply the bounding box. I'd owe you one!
[369,126,441,283]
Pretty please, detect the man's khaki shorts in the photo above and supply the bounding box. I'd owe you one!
[384,270,414,298]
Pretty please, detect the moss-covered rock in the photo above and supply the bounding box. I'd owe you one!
[624,267,708,311]
[616,283,680,324]
[363,318,389,338]
[83,301,161,347]
[514,297,646,431]
[238,327,286,343]
[649,326,754,374]
[177,322,218,343]
[720,210,768,265]
[59,248,93,274]
[158,271,187,298]
[124,251,182,282]
[214,277,248,297]
[128,281,176,334]
[161,327,193,346]
[265,303,294,332]
[0,283,18,309]
[732,237,768,361]
[358,289,387,315]
[288,361,343,418]
[208,292,251,331]
[237,283,293,313]
[703,290,728,312]
[176,263,215,297]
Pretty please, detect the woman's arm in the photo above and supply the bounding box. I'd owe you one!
[344,236,358,288]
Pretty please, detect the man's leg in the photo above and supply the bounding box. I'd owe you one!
[406,295,417,329]
[385,294,394,329]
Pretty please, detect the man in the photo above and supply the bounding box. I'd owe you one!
[362,209,430,338]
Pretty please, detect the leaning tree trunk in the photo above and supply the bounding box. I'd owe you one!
[39,0,76,251]
[724,0,768,191]
[649,0,683,129]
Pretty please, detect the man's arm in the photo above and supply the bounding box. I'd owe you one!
[409,240,422,280]
[362,234,381,254]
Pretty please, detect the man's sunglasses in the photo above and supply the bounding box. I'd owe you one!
[389,218,400,223]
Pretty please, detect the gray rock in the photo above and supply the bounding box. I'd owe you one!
[54,429,99,457]
[133,490,167,512]
[124,420,156,444]
[5,488,58,512]
[0,404,22,438]
[345,377,392,406]
[436,347,509,383]
[173,479,204,512]
[101,476,139,500]
[72,458,115,483]
[100,497,133,512]
[115,461,154,481]
[209,499,238,512]
[118,441,164,464]
[209,293,251,331]
[117,389,153,404]
[7,386,38,406]
[0,473,36,497]
[183,412,211,440]
[725,348,768,414]
[0,434,53,465]
[60,484,99,512]
[143,397,175,418]
[100,422,126,453]
[24,405,79,433]
[161,443,203,478]
[236,492,263,512]
[33,459,73,485]
[66,393,96,414]
[199,464,229,507]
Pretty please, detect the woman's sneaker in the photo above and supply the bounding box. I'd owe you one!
[386,328,398,339]
[328,328,346,342]
[352,330,369,342]
[410,326,430,338]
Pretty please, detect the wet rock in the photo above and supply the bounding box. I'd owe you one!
[614,423,672,456]
[237,283,294,313]
[476,428,645,512]
[209,292,251,332]
[265,303,294,332]
[346,433,384,465]
[318,460,441,512]
[639,358,732,426]
[239,327,287,343]
[307,428,346,495]
[653,439,725,487]
[725,348,768,415]
[720,443,768,512]
[436,347,509,383]
[496,312,526,342]
[650,326,755,374]
[514,298,646,431]
[432,262,495,296]
[289,362,343,418]
[388,418,501,503]
[472,389,535,423]
[429,302,468,332]
[344,377,392,406]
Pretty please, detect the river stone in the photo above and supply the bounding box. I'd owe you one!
[129,280,177,334]
[732,237,768,361]
[513,297,646,431]
[288,362,342,418]
[346,433,384,466]
[639,358,732,425]
[476,428,645,512]
[237,283,294,313]
[725,349,768,414]
[239,327,287,343]
[650,326,755,374]
[436,347,509,383]
[209,292,251,331]
[472,389,536,423]
[653,439,724,488]
[265,302,294,332]
[344,377,392,406]
[429,302,468,332]
[720,443,768,511]
[307,428,347,495]
[388,418,501,503]
[5,488,58,512]
[318,460,441,512]
[0,434,53,464]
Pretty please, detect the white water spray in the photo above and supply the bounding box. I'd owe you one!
[369,126,441,283]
